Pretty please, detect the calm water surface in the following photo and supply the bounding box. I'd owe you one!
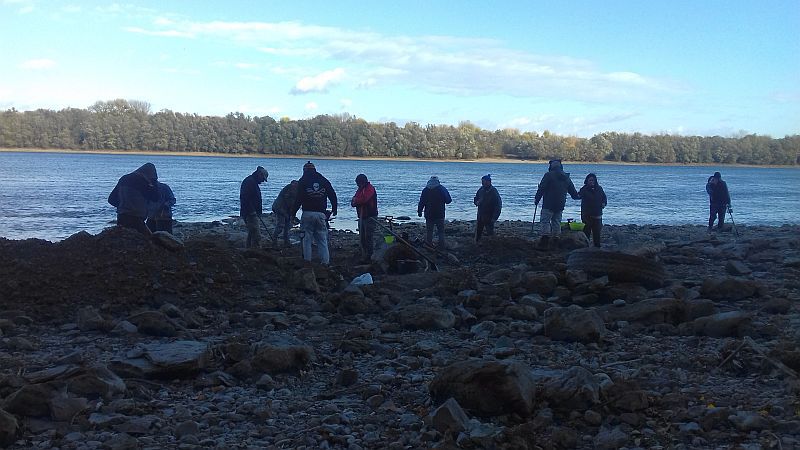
[1,152,798,241]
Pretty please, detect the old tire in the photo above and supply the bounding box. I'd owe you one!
[566,248,667,288]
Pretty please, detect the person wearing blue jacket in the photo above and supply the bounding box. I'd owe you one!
[418,176,452,249]
[240,166,269,248]
[705,171,731,232]
[473,174,502,242]
[146,182,176,234]
[534,159,579,245]
[108,162,160,235]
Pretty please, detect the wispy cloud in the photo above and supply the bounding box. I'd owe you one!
[290,68,345,95]
[19,58,56,70]
[124,18,678,104]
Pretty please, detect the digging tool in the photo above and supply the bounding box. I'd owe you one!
[250,201,274,242]
[370,217,439,271]
[531,203,539,235]
[727,205,739,238]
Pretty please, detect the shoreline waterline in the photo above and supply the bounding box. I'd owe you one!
[1,147,796,169]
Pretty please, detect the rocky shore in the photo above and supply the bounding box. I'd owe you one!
[1,218,799,449]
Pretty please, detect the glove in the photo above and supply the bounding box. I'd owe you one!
[418,211,423,217]
[534,200,539,206]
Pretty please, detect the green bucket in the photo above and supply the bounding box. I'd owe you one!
[384,235,395,244]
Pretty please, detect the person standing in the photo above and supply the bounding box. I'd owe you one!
[534,159,580,245]
[271,180,299,247]
[108,162,160,235]
[578,173,607,247]
[351,174,379,263]
[146,182,176,234]
[417,176,452,249]
[240,166,269,248]
[473,174,502,242]
[706,171,731,231]
[293,161,337,265]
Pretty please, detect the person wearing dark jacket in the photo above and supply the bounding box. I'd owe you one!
[240,166,269,248]
[705,171,731,231]
[578,173,607,247]
[271,180,298,247]
[351,173,378,262]
[534,159,579,243]
[108,162,160,235]
[146,182,176,234]
[293,161,337,265]
[473,174,502,242]
[417,176,452,249]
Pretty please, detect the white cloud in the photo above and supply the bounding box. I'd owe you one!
[290,68,345,95]
[305,102,318,111]
[125,19,675,104]
[19,59,56,70]
[235,63,257,70]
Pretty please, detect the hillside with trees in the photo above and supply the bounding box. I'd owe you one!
[1,99,797,165]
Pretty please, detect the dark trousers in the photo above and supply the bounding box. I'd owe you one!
[709,203,726,229]
[475,215,495,241]
[425,218,446,249]
[117,214,151,235]
[358,217,377,258]
[146,218,173,234]
[582,213,602,247]
[244,214,261,248]
[273,213,291,244]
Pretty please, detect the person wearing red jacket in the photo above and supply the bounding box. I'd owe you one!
[351,173,378,262]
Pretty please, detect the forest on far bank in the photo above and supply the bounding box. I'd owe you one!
[1,99,798,165]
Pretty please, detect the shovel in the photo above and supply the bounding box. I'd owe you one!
[370,217,439,271]
[531,203,538,235]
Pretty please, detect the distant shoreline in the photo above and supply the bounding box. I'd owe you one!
[1,147,796,169]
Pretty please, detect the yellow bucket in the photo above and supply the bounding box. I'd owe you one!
[384,235,395,244]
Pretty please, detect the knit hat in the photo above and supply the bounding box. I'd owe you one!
[548,159,562,171]
[481,174,491,182]
[426,176,441,189]
[303,161,316,171]
[256,166,268,180]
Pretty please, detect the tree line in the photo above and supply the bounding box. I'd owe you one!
[1,99,798,165]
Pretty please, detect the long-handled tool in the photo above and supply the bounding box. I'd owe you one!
[251,202,274,242]
[727,205,739,238]
[370,217,439,271]
[531,203,539,235]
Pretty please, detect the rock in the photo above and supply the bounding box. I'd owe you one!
[593,426,629,450]
[600,298,687,325]
[538,366,601,410]
[584,409,602,426]
[521,272,558,295]
[429,359,536,418]
[504,304,539,321]
[104,432,139,450]
[335,288,376,315]
[544,305,605,343]
[728,410,769,431]
[66,365,126,399]
[558,231,589,250]
[128,311,177,337]
[392,303,455,330]
[430,398,470,437]
[762,297,791,314]
[255,374,275,390]
[251,338,315,374]
[335,368,359,387]
[701,277,759,301]
[152,231,184,251]
[0,408,18,447]
[145,340,210,375]
[2,384,54,417]
[49,394,88,421]
[174,420,200,438]
[686,299,716,320]
[292,267,320,293]
[76,306,108,331]
[725,260,752,275]
[692,311,752,337]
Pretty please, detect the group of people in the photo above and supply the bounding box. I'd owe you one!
[108,159,732,264]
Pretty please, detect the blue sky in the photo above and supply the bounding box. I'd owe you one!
[1,0,798,137]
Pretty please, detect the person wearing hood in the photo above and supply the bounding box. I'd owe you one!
[351,173,378,262]
[473,174,502,242]
[240,166,269,248]
[705,171,731,232]
[579,173,607,247]
[417,176,452,249]
[293,161,338,265]
[272,180,299,247]
[108,162,160,235]
[146,182,176,234]
[534,159,580,243]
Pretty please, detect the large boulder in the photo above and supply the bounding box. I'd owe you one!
[600,298,688,325]
[544,305,605,343]
[0,409,18,447]
[2,384,55,417]
[701,277,760,301]
[391,302,455,331]
[429,359,536,417]
[692,311,752,337]
[251,338,315,375]
[567,249,666,288]
[538,366,601,410]
[521,272,558,295]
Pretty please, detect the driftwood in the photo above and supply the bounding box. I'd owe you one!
[716,336,799,380]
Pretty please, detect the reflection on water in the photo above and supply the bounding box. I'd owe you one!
[1,151,799,241]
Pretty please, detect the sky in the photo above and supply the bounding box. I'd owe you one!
[1,0,798,138]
